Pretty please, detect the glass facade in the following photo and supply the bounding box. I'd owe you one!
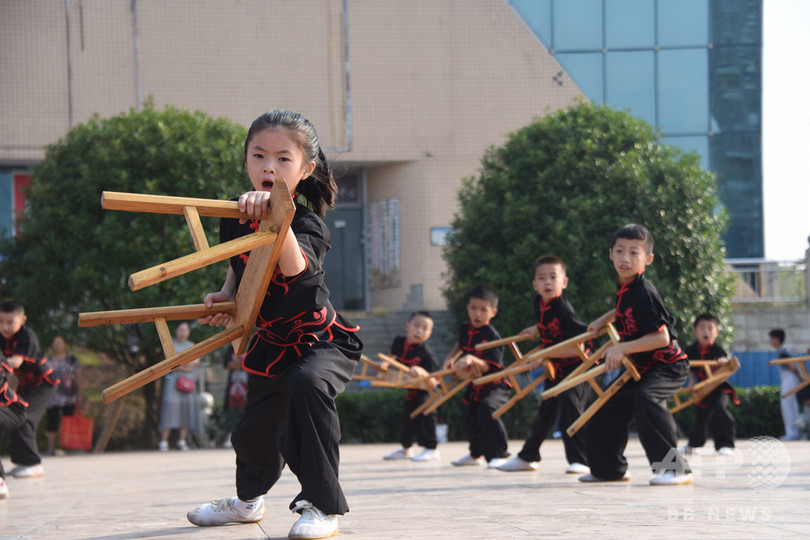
[509,0,763,257]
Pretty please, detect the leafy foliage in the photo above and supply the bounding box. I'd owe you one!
[442,102,734,342]
[0,102,247,394]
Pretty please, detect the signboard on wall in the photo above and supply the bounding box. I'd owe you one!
[369,198,400,290]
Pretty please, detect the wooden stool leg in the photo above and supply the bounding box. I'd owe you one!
[492,374,548,419]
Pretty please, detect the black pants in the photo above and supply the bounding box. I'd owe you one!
[46,404,77,432]
[0,403,27,479]
[465,385,510,462]
[231,342,356,515]
[11,383,56,466]
[518,372,592,465]
[401,393,437,449]
[687,392,735,450]
[585,361,690,479]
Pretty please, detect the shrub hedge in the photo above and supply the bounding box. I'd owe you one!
[336,386,789,444]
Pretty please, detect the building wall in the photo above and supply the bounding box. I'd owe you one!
[0,0,582,312]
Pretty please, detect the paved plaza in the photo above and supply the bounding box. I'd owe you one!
[1,438,809,539]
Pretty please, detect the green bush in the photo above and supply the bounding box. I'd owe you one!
[671,386,784,439]
[337,388,549,444]
[338,385,789,444]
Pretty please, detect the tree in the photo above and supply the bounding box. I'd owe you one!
[0,103,248,444]
[443,101,734,344]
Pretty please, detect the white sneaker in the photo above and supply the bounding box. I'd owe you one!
[10,464,45,478]
[717,447,735,456]
[288,500,338,539]
[177,439,189,452]
[187,496,265,526]
[649,471,694,486]
[578,471,631,483]
[487,457,508,469]
[678,444,693,455]
[0,478,8,500]
[158,440,169,452]
[496,456,538,472]
[451,454,485,467]
[565,462,590,474]
[383,447,415,460]
[411,448,440,462]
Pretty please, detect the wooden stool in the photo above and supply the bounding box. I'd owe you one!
[670,357,741,413]
[78,181,296,403]
[472,329,607,419]
[539,324,641,437]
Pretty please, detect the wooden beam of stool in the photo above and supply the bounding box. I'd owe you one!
[78,302,237,327]
[669,356,741,413]
[769,355,810,398]
[101,324,244,403]
[565,357,641,437]
[473,328,602,387]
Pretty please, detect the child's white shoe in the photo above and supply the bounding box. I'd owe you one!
[496,456,539,471]
[187,496,265,526]
[649,471,693,486]
[411,448,440,461]
[383,447,415,460]
[565,462,589,474]
[288,500,338,539]
[451,454,485,466]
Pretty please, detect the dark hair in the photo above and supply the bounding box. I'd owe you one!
[409,310,433,322]
[693,313,719,328]
[534,255,566,273]
[465,285,499,309]
[613,223,654,254]
[769,328,786,344]
[0,300,24,315]
[244,110,337,218]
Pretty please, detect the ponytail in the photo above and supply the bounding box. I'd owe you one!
[296,147,337,218]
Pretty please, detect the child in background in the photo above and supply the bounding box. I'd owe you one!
[583,224,692,486]
[681,313,737,456]
[0,300,57,481]
[0,301,34,499]
[186,110,363,539]
[383,311,441,462]
[769,329,801,441]
[444,285,511,468]
[496,255,592,474]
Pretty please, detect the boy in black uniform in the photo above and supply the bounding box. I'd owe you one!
[444,285,511,468]
[496,256,593,474]
[681,313,737,456]
[0,300,57,482]
[583,224,692,485]
[383,311,441,462]
[0,303,32,499]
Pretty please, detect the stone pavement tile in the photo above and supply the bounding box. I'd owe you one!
[1,438,809,539]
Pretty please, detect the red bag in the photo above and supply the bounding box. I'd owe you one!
[227,380,248,409]
[175,375,195,393]
[60,408,94,451]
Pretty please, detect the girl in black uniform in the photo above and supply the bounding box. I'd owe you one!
[187,110,362,539]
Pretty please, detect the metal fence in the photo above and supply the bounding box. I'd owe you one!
[726,258,808,304]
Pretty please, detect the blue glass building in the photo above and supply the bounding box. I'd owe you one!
[509,0,762,258]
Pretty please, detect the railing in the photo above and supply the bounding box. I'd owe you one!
[726,258,807,304]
